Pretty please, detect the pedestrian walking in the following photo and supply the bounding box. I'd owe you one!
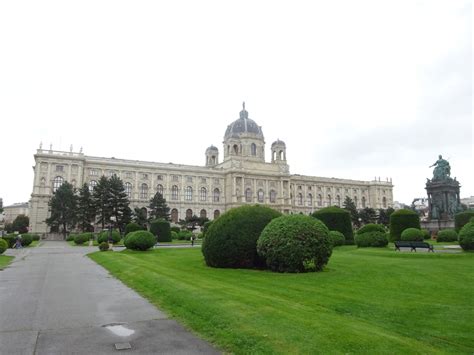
[14,235,23,249]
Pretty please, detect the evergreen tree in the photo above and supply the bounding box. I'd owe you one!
[377,207,394,226]
[46,181,77,236]
[359,207,377,225]
[93,176,112,230]
[148,192,170,221]
[108,175,132,232]
[76,183,96,232]
[343,196,360,228]
[133,207,148,229]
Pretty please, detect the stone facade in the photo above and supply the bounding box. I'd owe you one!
[29,105,393,234]
[3,202,29,224]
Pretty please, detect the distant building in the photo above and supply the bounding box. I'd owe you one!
[29,104,394,234]
[3,202,29,224]
[461,196,474,209]
[411,197,429,221]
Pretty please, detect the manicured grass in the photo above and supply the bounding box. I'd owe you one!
[89,246,474,354]
[0,255,14,269]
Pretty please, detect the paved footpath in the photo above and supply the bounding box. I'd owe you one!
[0,241,219,355]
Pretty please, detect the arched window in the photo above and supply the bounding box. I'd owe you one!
[89,180,97,193]
[297,193,303,206]
[327,194,332,206]
[336,195,341,207]
[382,196,387,208]
[200,187,207,201]
[317,194,322,206]
[270,190,276,203]
[354,196,358,208]
[171,185,178,200]
[251,143,257,156]
[140,183,148,199]
[233,144,239,154]
[279,150,284,160]
[245,188,252,202]
[53,176,64,192]
[214,210,220,219]
[157,184,163,195]
[185,186,193,201]
[125,182,132,198]
[308,193,313,206]
[171,208,178,223]
[200,209,207,219]
[213,188,220,202]
[362,196,366,208]
[258,189,264,203]
[186,209,193,219]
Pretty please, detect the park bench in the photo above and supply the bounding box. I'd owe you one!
[394,241,434,252]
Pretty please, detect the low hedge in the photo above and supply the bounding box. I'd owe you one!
[19,234,33,247]
[177,230,193,240]
[437,229,458,242]
[389,209,420,241]
[2,234,17,248]
[312,207,353,244]
[458,221,474,251]
[355,231,388,248]
[74,233,91,245]
[329,231,345,247]
[257,215,332,273]
[0,238,8,254]
[66,234,76,242]
[421,229,431,240]
[170,226,181,233]
[98,230,121,244]
[98,242,110,251]
[401,228,424,242]
[171,231,178,240]
[124,230,156,251]
[455,210,474,232]
[150,219,171,242]
[356,224,386,235]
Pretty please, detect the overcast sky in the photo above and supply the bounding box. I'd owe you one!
[0,0,472,207]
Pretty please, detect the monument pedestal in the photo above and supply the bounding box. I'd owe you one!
[425,179,461,221]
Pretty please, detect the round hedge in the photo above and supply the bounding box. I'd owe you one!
[312,206,353,244]
[98,242,109,251]
[454,210,474,232]
[125,222,143,236]
[437,229,458,242]
[458,221,474,251]
[355,231,388,248]
[389,209,420,241]
[98,230,121,244]
[74,233,91,245]
[18,234,33,247]
[0,238,8,254]
[124,230,156,251]
[66,234,76,242]
[329,231,345,247]
[171,231,178,240]
[150,219,171,242]
[401,228,424,242]
[202,205,281,268]
[2,235,16,248]
[421,229,431,240]
[357,224,386,235]
[257,215,332,273]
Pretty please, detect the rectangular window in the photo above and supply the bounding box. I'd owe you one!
[157,175,163,181]
[214,178,219,184]
[125,172,132,179]
[186,176,193,183]
[201,177,206,184]
[173,175,179,181]
[90,169,98,176]
[56,165,64,172]
[142,173,148,179]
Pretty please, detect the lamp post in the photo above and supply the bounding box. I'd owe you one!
[109,216,116,249]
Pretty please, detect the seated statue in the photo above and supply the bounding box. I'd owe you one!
[429,155,451,181]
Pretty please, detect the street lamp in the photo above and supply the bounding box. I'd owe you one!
[109,216,117,248]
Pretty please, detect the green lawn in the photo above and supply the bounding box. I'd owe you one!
[0,255,14,269]
[89,246,474,354]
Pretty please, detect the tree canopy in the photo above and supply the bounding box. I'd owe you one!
[46,181,77,235]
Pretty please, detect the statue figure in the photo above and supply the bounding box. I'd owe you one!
[429,155,451,181]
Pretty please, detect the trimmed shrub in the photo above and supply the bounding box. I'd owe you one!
[98,230,121,244]
[66,234,76,242]
[74,233,91,245]
[357,224,385,235]
[177,230,193,240]
[124,230,156,251]
[2,234,16,248]
[401,228,424,242]
[458,221,474,251]
[455,210,474,232]
[0,238,8,254]
[171,231,178,240]
[421,229,431,240]
[98,242,109,251]
[312,207,353,244]
[437,229,458,242]
[329,231,345,247]
[19,234,33,247]
[170,226,181,233]
[150,219,171,242]
[125,223,143,236]
[389,209,420,241]
[29,234,40,241]
[202,205,282,268]
[257,214,332,273]
[355,231,389,247]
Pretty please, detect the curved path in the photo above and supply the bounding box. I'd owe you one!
[0,241,219,354]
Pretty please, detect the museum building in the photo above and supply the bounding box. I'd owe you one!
[29,104,394,234]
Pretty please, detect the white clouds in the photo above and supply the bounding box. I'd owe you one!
[0,0,471,205]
